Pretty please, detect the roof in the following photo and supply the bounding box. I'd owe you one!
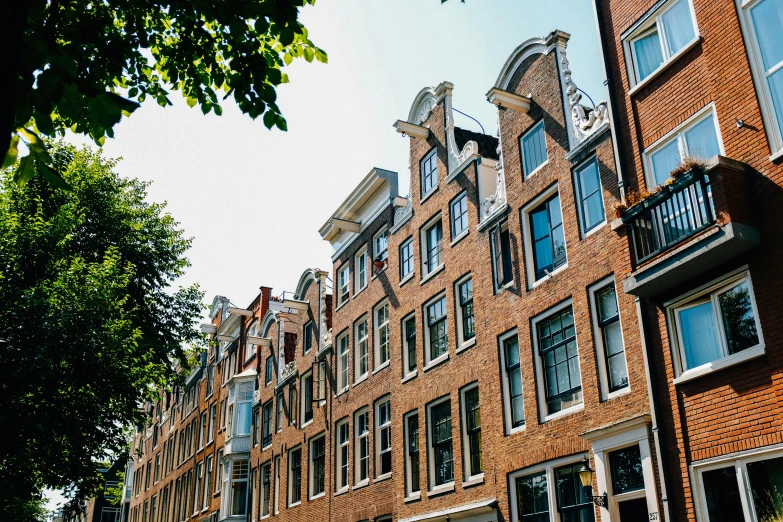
[454,127,499,160]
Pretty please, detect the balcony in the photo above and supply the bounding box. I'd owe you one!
[224,433,250,455]
[622,156,760,297]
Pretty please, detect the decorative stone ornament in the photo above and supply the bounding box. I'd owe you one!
[482,121,508,222]
[559,46,610,143]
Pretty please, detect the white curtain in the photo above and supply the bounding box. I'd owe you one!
[662,0,696,55]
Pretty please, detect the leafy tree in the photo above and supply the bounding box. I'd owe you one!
[1,0,327,184]
[0,142,204,521]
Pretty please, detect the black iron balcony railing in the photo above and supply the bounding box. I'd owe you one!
[623,168,715,264]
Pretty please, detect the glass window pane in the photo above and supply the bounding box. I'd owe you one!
[679,301,722,369]
[609,445,645,494]
[517,471,549,519]
[747,456,783,521]
[684,116,720,162]
[702,467,745,522]
[634,29,664,81]
[719,281,760,355]
[769,68,783,136]
[522,122,548,177]
[661,0,696,55]
[751,0,783,71]
[651,138,681,186]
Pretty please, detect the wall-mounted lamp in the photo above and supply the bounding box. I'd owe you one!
[578,457,608,508]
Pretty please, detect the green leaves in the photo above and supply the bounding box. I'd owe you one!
[2,136,20,169]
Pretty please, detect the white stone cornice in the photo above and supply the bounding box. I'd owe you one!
[393,120,430,140]
[486,88,531,113]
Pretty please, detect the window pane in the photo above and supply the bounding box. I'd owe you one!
[679,301,722,369]
[751,0,783,71]
[747,456,783,521]
[702,467,745,522]
[517,471,549,520]
[634,29,664,81]
[609,445,645,494]
[522,122,548,177]
[684,116,720,162]
[651,138,681,186]
[718,281,760,355]
[769,68,783,135]
[577,160,604,231]
[661,0,696,55]
[556,464,595,522]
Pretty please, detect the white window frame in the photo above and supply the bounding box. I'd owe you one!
[354,317,369,384]
[520,120,549,179]
[300,370,313,427]
[308,433,326,500]
[402,313,418,380]
[375,396,392,479]
[589,276,630,401]
[520,183,568,289]
[335,418,350,493]
[642,103,724,189]
[420,214,444,279]
[459,383,483,483]
[426,395,454,493]
[450,191,469,242]
[573,155,606,237]
[337,331,350,394]
[403,410,421,500]
[354,407,370,486]
[490,220,514,292]
[623,0,700,90]
[531,299,584,422]
[374,227,389,268]
[202,455,213,511]
[423,292,449,368]
[374,300,391,372]
[273,456,280,515]
[193,461,203,515]
[454,274,476,351]
[198,412,206,450]
[420,148,439,200]
[498,329,525,435]
[355,246,369,294]
[287,446,302,507]
[665,267,764,384]
[737,0,783,159]
[259,460,271,519]
[399,236,415,283]
[220,458,249,518]
[337,265,350,307]
[275,392,283,433]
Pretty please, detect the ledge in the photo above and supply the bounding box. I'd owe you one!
[477,203,509,232]
[419,264,445,285]
[462,474,485,489]
[401,371,418,384]
[372,362,390,375]
[427,483,455,498]
[404,492,422,503]
[375,472,393,483]
[394,120,430,140]
[450,230,470,248]
[399,273,415,287]
[456,338,477,354]
[673,344,765,385]
[423,353,449,372]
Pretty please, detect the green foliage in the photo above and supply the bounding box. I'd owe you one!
[3,0,327,185]
[0,142,204,517]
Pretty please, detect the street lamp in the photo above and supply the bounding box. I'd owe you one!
[578,457,608,508]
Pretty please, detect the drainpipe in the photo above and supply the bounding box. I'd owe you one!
[635,296,672,522]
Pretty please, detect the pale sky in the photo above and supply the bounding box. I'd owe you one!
[67,0,607,312]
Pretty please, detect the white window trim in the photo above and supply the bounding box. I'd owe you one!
[403,410,420,500]
[273,456,280,515]
[507,453,589,522]
[259,461,271,519]
[402,312,417,380]
[300,370,313,428]
[454,274,476,352]
[623,0,700,90]
[423,292,449,367]
[520,120,549,179]
[520,184,568,289]
[735,0,783,159]
[642,103,725,189]
[308,433,326,500]
[275,392,283,433]
[589,276,631,401]
[354,407,370,486]
[335,419,350,493]
[287,446,302,507]
[426,395,454,493]
[336,332,350,395]
[531,299,585,423]
[450,191,470,241]
[375,396,392,479]
[355,246,369,295]
[399,236,415,284]
[459,383,483,483]
[665,267,765,383]
[337,265,350,308]
[354,317,369,384]
[573,155,607,238]
[490,220,514,293]
[420,213,444,278]
[498,329,525,435]
[420,148,439,201]
[373,226,389,270]
[374,300,391,371]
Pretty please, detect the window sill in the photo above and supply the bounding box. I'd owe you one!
[462,474,485,489]
[543,402,584,423]
[375,472,393,483]
[262,442,272,451]
[288,501,301,508]
[301,419,313,429]
[604,386,632,402]
[336,387,349,398]
[260,515,270,520]
[428,483,455,497]
[673,344,765,385]
[456,337,477,354]
[524,159,549,180]
[399,273,415,287]
[420,264,445,285]
[423,353,449,372]
[353,480,369,491]
[628,37,701,97]
[354,284,367,298]
[335,300,350,313]
[334,488,350,497]
[309,492,325,501]
[401,371,418,384]
[450,230,469,248]
[507,423,527,436]
[404,492,422,503]
[581,220,607,240]
[420,186,439,205]
[770,147,783,164]
[353,375,368,388]
[372,361,391,375]
[371,266,388,281]
[528,263,568,290]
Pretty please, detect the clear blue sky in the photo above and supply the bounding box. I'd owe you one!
[68,0,607,313]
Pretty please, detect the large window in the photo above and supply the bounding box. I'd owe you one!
[590,278,629,396]
[461,385,483,479]
[356,247,369,292]
[574,157,605,234]
[261,400,273,448]
[355,318,369,382]
[534,303,583,419]
[337,265,350,306]
[667,270,762,377]
[456,276,475,348]
[404,412,420,497]
[428,398,454,488]
[450,191,469,239]
[355,408,370,485]
[288,447,302,506]
[337,332,350,393]
[223,459,249,517]
[260,461,271,517]
[336,420,350,492]
[375,301,391,369]
[626,0,697,85]
[491,221,514,291]
[400,237,415,281]
[376,398,392,477]
[521,120,548,178]
[525,191,566,283]
[500,331,525,433]
[309,435,326,498]
[645,107,721,187]
[403,314,417,377]
[422,217,444,277]
[425,294,448,365]
[301,371,313,425]
[555,463,596,522]
[515,471,549,521]
[421,149,438,198]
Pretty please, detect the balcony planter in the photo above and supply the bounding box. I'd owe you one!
[620,166,704,224]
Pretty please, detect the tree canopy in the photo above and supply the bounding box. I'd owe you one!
[0,142,203,521]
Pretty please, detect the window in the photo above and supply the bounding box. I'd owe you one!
[203,455,213,511]
[288,384,298,427]
[626,0,698,85]
[461,385,482,479]
[742,0,783,155]
[428,398,453,488]
[154,453,160,483]
[402,314,417,377]
[375,301,390,369]
[376,398,392,477]
[303,322,314,354]
[456,276,475,347]
[609,445,645,495]
[288,447,302,506]
[404,412,420,497]
[574,157,605,234]
[336,420,350,491]
[355,408,370,484]
[225,459,249,516]
[301,372,313,425]
[555,463,596,521]
[355,318,369,381]
[230,380,253,437]
[590,278,629,396]
[534,303,583,419]
[193,462,202,514]
[275,392,283,432]
[260,462,271,517]
[374,228,389,263]
[450,192,469,239]
[199,412,207,450]
[150,496,157,522]
[337,332,350,393]
[337,265,350,306]
[421,217,444,277]
[356,247,369,292]
[515,471,549,521]
[645,108,722,187]
[206,363,215,397]
[265,356,274,385]
[521,120,548,177]
[425,294,448,364]
[421,149,438,198]
[216,450,223,493]
[491,221,513,291]
[668,270,762,376]
[500,331,525,433]
[400,237,415,281]
[273,456,280,515]
[309,435,326,498]
[261,400,273,447]
[245,319,258,362]
[525,191,566,283]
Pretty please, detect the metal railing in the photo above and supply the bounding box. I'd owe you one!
[624,169,714,264]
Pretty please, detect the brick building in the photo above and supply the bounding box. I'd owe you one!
[592,0,783,520]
